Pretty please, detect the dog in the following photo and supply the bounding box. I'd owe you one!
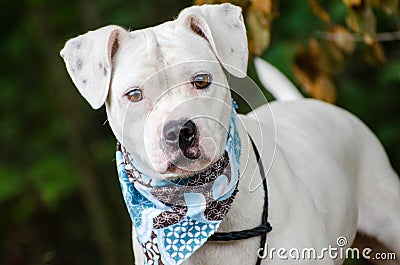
[60,3,400,265]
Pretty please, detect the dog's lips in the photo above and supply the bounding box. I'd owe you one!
[159,153,219,178]
[160,151,228,183]
[157,156,211,176]
[163,163,204,178]
[165,163,188,175]
[163,160,206,176]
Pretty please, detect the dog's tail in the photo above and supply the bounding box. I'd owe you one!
[254,57,303,101]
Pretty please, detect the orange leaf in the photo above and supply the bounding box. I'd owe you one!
[293,41,321,91]
[312,76,337,103]
[308,0,331,23]
[345,11,360,33]
[293,63,337,103]
[364,41,386,65]
[194,0,215,4]
[342,0,363,8]
[345,2,377,44]
[293,40,337,103]
[251,0,272,15]
[246,6,271,55]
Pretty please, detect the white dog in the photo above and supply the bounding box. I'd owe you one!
[60,3,400,265]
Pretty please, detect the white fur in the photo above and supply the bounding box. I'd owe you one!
[60,3,400,265]
[254,57,302,101]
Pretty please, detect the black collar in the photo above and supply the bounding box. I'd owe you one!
[208,134,272,265]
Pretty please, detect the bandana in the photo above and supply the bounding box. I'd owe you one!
[116,102,241,265]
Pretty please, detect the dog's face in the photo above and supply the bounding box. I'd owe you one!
[108,41,231,178]
[60,4,248,180]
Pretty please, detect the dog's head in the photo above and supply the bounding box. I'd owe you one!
[60,4,248,180]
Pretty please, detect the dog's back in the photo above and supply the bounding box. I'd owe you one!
[255,58,400,258]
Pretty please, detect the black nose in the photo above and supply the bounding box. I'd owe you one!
[163,119,199,158]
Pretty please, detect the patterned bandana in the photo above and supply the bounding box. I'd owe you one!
[116,103,241,265]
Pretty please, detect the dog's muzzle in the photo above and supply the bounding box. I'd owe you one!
[162,119,201,160]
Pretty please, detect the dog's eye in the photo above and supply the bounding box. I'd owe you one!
[192,73,211,89]
[126,89,143,102]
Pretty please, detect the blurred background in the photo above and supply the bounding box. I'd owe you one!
[0,0,399,264]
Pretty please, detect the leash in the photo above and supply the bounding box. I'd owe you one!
[209,134,272,265]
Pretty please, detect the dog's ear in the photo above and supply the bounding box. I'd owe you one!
[177,3,248,78]
[60,25,127,109]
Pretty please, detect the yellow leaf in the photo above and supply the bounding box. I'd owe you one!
[342,0,363,7]
[194,0,215,4]
[194,0,244,5]
[293,40,337,103]
[345,4,377,45]
[318,40,345,74]
[379,0,399,15]
[328,26,356,54]
[251,0,272,15]
[308,0,331,23]
[293,62,337,103]
[293,61,313,94]
[293,41,321,92]
[246,6,271,55]
[357,5,377,44]
[364,41,386,64]
[313,76,337,103]
[345,11,360,32]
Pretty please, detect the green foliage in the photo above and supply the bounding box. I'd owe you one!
[30,156,78,209]
[0,1,189,264]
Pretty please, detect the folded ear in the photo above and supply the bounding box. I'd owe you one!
[60,25,127,109]
[177,3,248,78]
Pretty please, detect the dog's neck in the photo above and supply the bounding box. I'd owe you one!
[187,113,273,264]
[215,114,267,233]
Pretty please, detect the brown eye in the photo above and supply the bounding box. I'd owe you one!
[126,89,143,102]
[192,73,211,89]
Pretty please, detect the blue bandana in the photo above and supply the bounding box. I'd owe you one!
[116,103,241,265]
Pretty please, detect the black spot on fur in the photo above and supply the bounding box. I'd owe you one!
[228,22,241,30]
[103,66,108,76]
[76,59,83,71]
[222,4,232,14]
[230,48,235,53]
[82,79,87,84]
[99,62,103,69]
[73,40,82,49]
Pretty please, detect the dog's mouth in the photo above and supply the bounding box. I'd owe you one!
[159,140,224,179]
[163,151,214,177]
[159,132,215,176]
[164,150,229,184]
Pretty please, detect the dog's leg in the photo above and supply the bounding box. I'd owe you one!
[356,123,400,260]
